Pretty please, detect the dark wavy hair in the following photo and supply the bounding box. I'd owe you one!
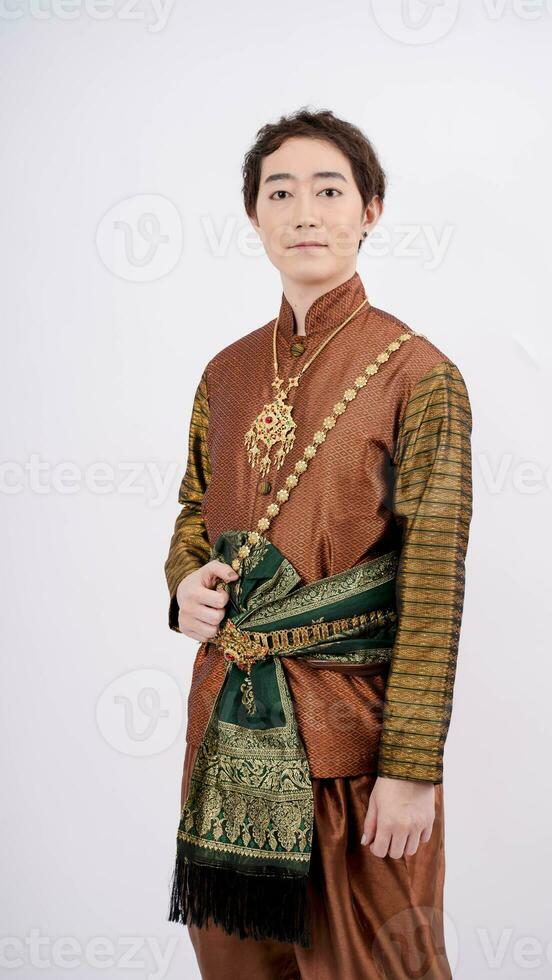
[242,106,386,252]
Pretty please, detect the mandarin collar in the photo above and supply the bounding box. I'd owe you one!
[276,271,369,341]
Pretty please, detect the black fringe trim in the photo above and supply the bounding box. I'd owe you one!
[168,851,313,949]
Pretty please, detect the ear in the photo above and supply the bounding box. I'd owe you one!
[362,195,384,235]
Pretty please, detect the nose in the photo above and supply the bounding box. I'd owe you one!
[295,218,320,229]
[292,188,322,230]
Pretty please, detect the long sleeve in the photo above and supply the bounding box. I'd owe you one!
[164,368,212,632]
[377,359,473,783]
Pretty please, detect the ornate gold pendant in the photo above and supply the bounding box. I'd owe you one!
[244,378,298,477]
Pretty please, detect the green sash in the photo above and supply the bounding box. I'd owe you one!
[168,529,398,948]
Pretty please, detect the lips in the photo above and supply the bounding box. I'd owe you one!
[290,242,327,248]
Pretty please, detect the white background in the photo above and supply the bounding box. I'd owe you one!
[1,2,551,978]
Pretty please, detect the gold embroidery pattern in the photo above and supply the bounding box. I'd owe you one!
[178,656,313,864]
[297,647,393,665]
[239,673,257,715]
[237,549,399,628]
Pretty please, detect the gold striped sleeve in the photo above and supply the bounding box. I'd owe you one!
[377,360,473,783]
[164,368,212,632]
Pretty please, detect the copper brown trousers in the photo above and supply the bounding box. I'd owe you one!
[178,658,452,980]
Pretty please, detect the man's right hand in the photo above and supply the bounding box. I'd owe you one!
[175,560,239,641]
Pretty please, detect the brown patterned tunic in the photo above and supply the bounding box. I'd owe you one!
[165,271,473,784]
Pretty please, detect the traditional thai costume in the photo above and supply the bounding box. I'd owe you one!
[164,271,472,979]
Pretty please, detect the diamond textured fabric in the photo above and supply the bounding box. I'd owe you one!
[165,271,473,782]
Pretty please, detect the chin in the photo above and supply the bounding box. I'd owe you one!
[284,249,333,267]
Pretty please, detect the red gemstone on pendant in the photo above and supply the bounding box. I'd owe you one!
[265,416,273,423]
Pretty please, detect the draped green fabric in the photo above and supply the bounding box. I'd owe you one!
[168,529,398,948]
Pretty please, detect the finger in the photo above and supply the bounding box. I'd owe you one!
[190,602,226,628]
[388,830,409,861]
[204,561,239,586]
[369,826,392,859]
[177,615,204,641]
[403,829,423,857]
[190,583,231,610]
[179,614,220,642]
[361,797,378,846]
[420,823,434,844]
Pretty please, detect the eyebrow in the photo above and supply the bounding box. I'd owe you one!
[263,171,348,185]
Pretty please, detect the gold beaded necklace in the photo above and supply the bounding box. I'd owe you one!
[220,326,419,712]
[231,329,418,577]
[244,296,370,478]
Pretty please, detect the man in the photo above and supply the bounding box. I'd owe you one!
[164,108,472,979]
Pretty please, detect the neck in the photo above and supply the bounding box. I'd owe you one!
[280,267,358,335]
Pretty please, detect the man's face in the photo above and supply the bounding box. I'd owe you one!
[250,135,381,284]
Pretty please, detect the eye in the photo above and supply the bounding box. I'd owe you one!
[269,190,290,200]
[318,188,342,198]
